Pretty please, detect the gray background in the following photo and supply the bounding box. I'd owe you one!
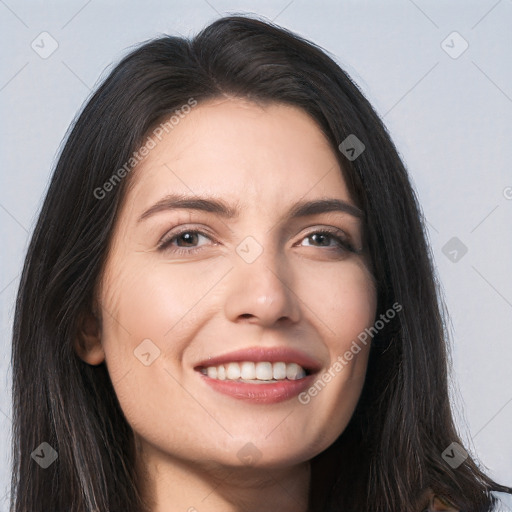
[1,0,511,508]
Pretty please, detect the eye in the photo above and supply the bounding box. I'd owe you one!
[299,228,357,253]
[157,228,214,255]
[156,226,359,256]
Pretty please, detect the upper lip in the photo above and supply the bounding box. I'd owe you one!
[194,346,323,374]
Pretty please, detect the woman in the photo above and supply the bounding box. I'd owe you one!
[10,14,511,512]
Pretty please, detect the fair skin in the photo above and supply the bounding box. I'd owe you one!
[76,97,378,511]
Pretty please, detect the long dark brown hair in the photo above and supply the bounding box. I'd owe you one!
[10,13,512,512]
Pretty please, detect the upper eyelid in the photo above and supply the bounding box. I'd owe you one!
[159,222,352,236]
[158,224,355,247]
[139,202,364,243]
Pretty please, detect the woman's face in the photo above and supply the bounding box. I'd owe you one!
[84,97,377,471]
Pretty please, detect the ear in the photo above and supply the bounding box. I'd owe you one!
[74,307,105,366]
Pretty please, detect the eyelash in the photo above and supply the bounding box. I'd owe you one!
[157,227,358,256]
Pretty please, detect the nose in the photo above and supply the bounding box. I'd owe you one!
[224,248,301,328]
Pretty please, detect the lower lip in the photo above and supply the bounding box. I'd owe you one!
[197,371,317,404]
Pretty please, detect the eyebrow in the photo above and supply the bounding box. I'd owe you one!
[137,193,364,223]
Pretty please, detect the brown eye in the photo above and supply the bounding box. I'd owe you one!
[158,229,214,254]
[300,229,357,253]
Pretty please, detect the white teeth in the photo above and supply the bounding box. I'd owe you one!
[240,361,256,379]
[200,361,308,381]
[226,362,241,380]
[273,362,287,380]
[255,362,273,380]
[286,362,305,380]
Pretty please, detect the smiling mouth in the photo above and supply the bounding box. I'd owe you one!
[197,361,311,382]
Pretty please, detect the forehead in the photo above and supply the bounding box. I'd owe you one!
[124,98,354,217]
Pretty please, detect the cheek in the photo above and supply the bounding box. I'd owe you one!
[329,266,377,393]
[333,275,377,355]
[96,257,208,432]
[292,261,377,432]
[299,259,377,350]
[98,256,230,376]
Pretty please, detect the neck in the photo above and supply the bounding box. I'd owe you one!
[135,440,311,512]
